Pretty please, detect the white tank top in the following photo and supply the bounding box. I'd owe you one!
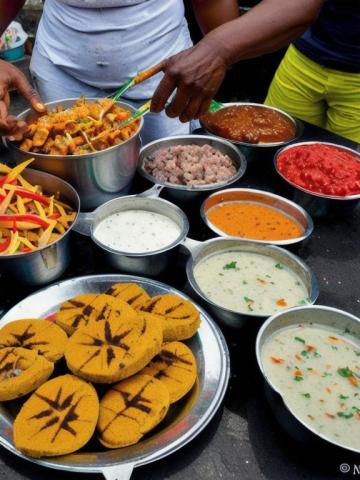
[35,0,192,98]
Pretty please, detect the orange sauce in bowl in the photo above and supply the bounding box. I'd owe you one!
[207,202,304,241]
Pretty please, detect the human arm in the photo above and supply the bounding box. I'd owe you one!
[191,0,239,34]
[151,0,324,122]
[0,60,45,136]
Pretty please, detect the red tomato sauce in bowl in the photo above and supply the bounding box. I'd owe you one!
[277,143,360,197]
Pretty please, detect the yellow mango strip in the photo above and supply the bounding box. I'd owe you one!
[54,202,67,218]
[6,159,34,183]
[49,196,54,216]
[54,222,65,234]
[18,174,37,191]
[0,190,14,214]
[19,237,37,251]
[0,163,11,174]
[38,220,57,248]
[5,231,19,255]
[7,204,18,214]
[34,200,47,220]
[16,196,26,214]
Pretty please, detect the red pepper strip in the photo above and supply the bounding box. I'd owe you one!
[0,175,7,187]
[0,237,11,252]
[13,189,50,205]
[20,245,32,253]
[48,213,61,220]
[12,221,17,233]
[0,214,49,229]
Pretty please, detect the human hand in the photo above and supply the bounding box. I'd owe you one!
[0,59,45,137]
[151,37,229,122]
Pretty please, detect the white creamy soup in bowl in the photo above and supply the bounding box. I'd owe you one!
[93,210,182,254]
[193,250,309,316]
[261,324,360,451]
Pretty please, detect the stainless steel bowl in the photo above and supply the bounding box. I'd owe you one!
[200,102,304,148]
[73,188,189,276]
[256,305,360,452]
[200,188,313,246]
[274,141,360,218]
[184,237,319,329]
[0,168,80,286]
[138,135,247,203]
[7,98,143,210]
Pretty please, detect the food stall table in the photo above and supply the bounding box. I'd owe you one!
[0,103,359,479]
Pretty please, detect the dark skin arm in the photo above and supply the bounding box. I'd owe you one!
[192,0,239,34]
[0,0,45,136]
[151,0,324,122]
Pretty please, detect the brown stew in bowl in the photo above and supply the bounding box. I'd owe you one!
[201,105,296,144]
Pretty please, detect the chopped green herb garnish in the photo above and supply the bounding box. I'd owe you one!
[265,275,271,279]
[314,352,322,358]
[298,299,308,305]
[302,393,311,398]
[242,280,248,285]
[294,376,303,382]
[307,367,313,371]
[223,261,238,270]
[338,367,354,378]
[247,304,254,312]
[355,351,360,357]
[275,263,284,270]
[339,395,349,400]
[301,350,309,357]
[351,406,360,413]
[331,345,338,350]
[218,273,224,276]
[244,296,254,303]
[322,372,332,377]
[337,412,353,419]
[344,327,350,334]
[270,281,275,285]
[295,336,306,344]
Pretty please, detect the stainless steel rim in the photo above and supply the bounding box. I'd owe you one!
[200,102,304,148]
[200,188,314,246]
[255,305,360,453]
[0,274,230,473]
[8,98,144,159]
[138,134,247,192]
[90,195,190,257]
[185,238,319,319]
[274,141,360,201]
[0,168,80,259]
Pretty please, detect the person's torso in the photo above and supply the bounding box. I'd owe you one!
[294,0,360,73]
[35,0,192,97]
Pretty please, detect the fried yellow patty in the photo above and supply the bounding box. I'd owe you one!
[139,294,201,341]
[65,312,163,383]
[143,341,197,403]
[0,347,53,401]
[0,319,68,362]
[97,373,169,448]
[106,283,151,310]
[56,293,138,335]
[13,374,99,458]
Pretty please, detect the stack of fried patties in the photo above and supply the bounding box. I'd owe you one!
[0,282,200,457]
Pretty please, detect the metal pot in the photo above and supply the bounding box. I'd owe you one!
[200,188,313,247]
[73,186,189,276]
[0,169,80,286]
[274,141,360,218]
[256,305,360,452]
[138,135,247,203]
[183,237,319,329]
[7,98,143,210]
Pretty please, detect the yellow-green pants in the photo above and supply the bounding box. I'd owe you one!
[265,45,360,143]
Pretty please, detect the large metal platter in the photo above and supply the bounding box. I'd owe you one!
[0,274,230,480]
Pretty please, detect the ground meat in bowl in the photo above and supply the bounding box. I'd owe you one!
[144,144,237,186]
